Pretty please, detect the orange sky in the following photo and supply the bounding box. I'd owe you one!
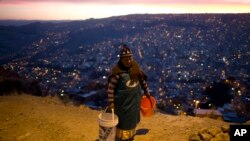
[0,0,249,20]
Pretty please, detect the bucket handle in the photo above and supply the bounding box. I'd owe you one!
[103,107,115,121]
[146,95,153,108]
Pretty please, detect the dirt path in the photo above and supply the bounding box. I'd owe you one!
[0,94,231,141]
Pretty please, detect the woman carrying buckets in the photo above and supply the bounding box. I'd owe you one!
[107,44,151,141]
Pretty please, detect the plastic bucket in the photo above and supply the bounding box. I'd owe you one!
[98,109,118,141]
[141,96,156,117]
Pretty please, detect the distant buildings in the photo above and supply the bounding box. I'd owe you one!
[1,14,249,111]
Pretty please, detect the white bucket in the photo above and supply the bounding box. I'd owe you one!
[98,109,118,141]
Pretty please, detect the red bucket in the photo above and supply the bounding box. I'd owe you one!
[141,96,156,117]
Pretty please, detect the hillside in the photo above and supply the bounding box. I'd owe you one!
[0,94,235,141]
[1,14,249,109]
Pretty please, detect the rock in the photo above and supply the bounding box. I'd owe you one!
[199,133,213,141]
[79,105,86,110]
[224,133,230,141]
[245,120,250,125]
[208,127,221,137]
[198,128,208,134]
[210,138,215,141]
[189,133,201,141]
[210,133,230,141]
[221,125,229,133]
[210,138,217,141]
[214,133,225,141]
[189,126,231,141]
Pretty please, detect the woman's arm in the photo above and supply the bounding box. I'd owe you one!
[139,78,150,97]
[107,74,120,107]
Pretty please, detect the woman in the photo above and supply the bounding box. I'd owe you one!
[107,44,150,140]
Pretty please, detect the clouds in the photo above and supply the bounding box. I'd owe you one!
[0,0,249,20]
[0,0,249,5]
[225,0,250,4]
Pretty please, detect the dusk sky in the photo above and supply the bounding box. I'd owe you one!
[0,0,249,20]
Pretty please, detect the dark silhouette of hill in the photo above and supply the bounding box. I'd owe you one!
[0,66,20,78]
[0,22,49,56]
[0,66,43,96]
[0,20,71,26]
[204,81,234,107]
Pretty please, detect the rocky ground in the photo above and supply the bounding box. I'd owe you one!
[0,94,240,141]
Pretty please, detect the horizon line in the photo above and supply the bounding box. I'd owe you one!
[0,12,249,21]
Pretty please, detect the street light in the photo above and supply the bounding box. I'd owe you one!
[194,100,200,115]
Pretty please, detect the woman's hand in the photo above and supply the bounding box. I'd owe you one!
[107,102,114,113]
[109,102,114,109]
[144,92,150,98]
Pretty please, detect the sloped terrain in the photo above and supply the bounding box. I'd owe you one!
[0,94,232,141]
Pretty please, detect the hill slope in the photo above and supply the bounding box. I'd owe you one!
[0,94,231,141]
